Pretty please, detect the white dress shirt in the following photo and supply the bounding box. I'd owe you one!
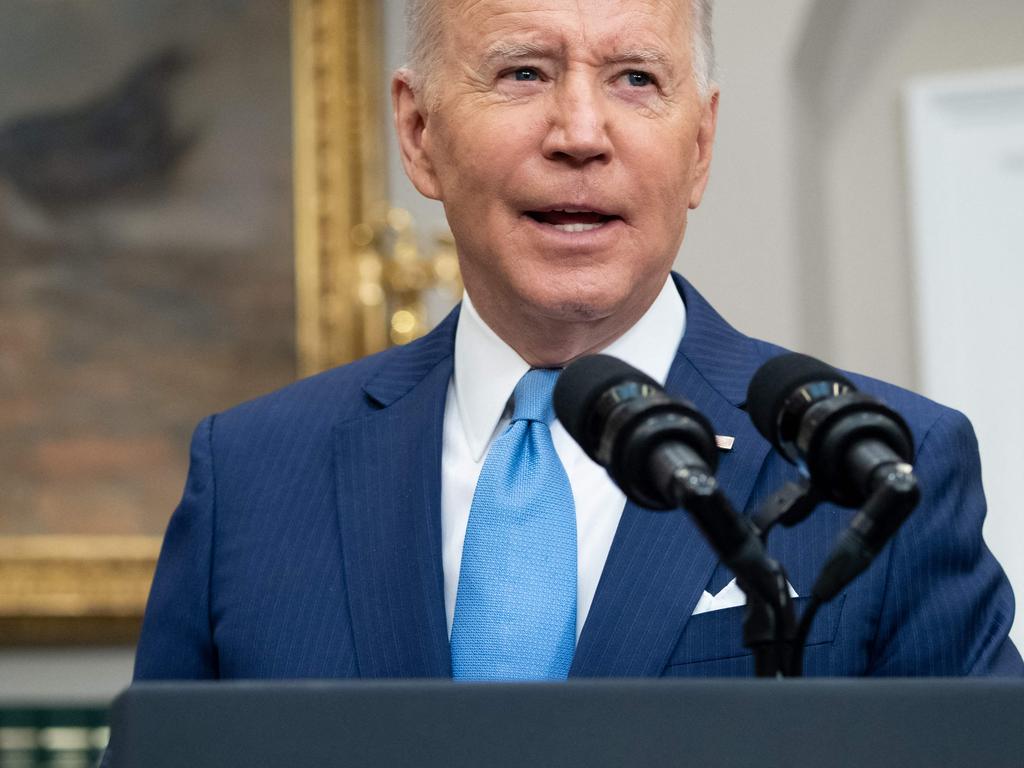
[441,275,686,641]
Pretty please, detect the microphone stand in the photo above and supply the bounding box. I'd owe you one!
[746,479,823,677]
[665,466,798,678]
[738,568,798,678]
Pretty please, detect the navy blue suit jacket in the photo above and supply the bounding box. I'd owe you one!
[134,275,1022,679]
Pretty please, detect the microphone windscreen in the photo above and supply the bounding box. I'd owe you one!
[553,354,659,456]
[746,353,854,446]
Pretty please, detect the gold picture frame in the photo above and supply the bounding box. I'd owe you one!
[0,0,387,646]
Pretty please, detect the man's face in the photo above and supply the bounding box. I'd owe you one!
[398,0,718,334]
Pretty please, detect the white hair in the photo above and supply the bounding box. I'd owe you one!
[405,0,716,100]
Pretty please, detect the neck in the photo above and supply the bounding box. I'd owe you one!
[468,283,664,368]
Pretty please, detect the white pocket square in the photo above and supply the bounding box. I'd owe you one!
[691,578,799,615]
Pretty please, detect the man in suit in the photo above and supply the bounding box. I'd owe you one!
[133,0,1022,679]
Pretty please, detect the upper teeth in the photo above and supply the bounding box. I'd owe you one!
[556,208,592,213]
[554,223,604,233]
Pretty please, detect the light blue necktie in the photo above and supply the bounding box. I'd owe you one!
[451,368,577,680]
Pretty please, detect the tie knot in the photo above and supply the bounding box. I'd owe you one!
[511,368,560,424]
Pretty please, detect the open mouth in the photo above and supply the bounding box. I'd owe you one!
[525,209,622,233]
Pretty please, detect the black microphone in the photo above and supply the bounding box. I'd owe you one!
[553,354,718,510]
[554,355,769,589]
[746,353,921,601]
[746,353,915,507]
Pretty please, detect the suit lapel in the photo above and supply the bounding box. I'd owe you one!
[334,310,459,678]
[570,276,772,676]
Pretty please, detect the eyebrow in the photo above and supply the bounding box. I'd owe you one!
[607,48,673,68]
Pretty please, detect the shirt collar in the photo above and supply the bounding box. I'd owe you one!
[453,274,687,461]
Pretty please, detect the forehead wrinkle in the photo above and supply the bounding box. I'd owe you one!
[452,0,689,78]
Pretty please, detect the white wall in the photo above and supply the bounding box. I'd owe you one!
[800,0,1024,386]
[906,69,1024,649]
[679,0,813,348]
[797,0,1024,647]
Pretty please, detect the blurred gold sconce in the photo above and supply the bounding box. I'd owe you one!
[353,206,462,348]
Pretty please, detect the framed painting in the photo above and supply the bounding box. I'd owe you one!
[0,0,387,645]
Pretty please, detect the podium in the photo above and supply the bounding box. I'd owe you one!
[109,679,1024,767]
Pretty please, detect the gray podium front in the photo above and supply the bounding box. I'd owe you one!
[109,679,1024,768]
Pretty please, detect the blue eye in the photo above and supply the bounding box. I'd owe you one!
[514,68,540,81]
[626,71,653,87]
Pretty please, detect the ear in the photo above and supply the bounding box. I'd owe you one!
[392,69,442,201]
[688,86,720,210]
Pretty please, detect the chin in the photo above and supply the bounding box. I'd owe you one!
[521,278,625,324]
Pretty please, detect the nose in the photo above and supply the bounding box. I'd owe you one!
[541,72,612,166]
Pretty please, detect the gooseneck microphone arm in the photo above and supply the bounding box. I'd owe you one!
[651,447,780,606]
[655,456,799,677]
[812,461,920,602]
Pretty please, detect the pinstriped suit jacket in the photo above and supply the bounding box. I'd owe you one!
[133,274,1023,679]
